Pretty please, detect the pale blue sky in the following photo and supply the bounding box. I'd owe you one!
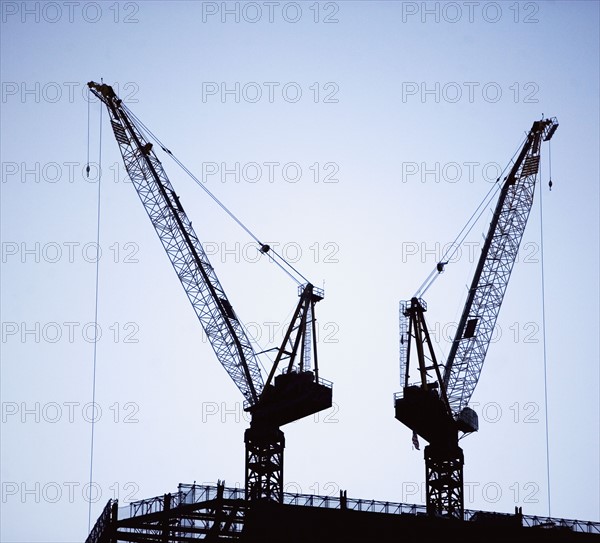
[1,1,599,541]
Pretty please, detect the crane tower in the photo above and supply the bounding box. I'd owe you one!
[88,81,333,503]
[395,117,559,519]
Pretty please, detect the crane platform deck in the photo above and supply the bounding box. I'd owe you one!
[250,371,333,427]
[86,483,600,543]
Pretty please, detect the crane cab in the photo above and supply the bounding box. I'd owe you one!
[457,406,478,434]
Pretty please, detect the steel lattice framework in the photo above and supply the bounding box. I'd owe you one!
[425,445,464,519]
[86,484,246,543]
[86,482,600,542]
[399,300,410,388]
[245,427,285,502]
[88,82,332,506]
[395,117,558,521]
[443,118,558,415]
[88,83,264,406]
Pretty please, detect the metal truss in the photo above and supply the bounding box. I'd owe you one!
[425,444,464,520]
[443,118,559,414]
[86,483,245,543]
[88,82,263,406]
[265,284,324,387]
[244,426,285,503]
[399,300,410,388]
[86,482,600,542]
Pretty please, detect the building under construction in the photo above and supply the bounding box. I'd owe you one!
[87,483,599,542]
[85,82,598,542]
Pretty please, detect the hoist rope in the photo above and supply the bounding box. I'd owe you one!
[414,134,528,299]
[86,95,90,177]
[122,105,310,287]
[87,99,102,532]
[540,146,552,517]
[548,140,552,189]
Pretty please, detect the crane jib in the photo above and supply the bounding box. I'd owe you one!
[442,117,558,415]
[87,81,264,406]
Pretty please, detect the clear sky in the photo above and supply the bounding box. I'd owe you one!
[1,1,599,541]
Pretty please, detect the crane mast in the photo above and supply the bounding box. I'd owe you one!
[89,82,332,503]
[395,117,558,519]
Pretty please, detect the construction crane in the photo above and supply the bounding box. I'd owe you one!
[395,117,559,519]
[88,81,332,503]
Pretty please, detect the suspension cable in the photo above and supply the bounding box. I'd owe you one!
[122,105,309,286]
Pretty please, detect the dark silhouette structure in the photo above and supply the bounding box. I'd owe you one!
[86,483,599,542]
[395,118,559,518]
[88,81,332,504]
[84,87,597,541]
